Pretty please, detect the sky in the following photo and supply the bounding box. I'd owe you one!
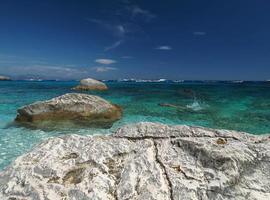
[0,0,270,80]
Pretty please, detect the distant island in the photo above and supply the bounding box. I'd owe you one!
[0,75,11,81]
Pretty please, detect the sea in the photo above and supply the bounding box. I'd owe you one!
[0,80,270,169]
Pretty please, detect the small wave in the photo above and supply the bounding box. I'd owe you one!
[186,100,205,111]
[113,79,185,83]
[231,80,244,83]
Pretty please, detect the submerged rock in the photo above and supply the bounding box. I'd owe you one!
[0,122,269,200]
[15,93,122,127]
[73,78,108,91]
[0,75,11,81]
[158,103,188,111]
[158,103,180,108]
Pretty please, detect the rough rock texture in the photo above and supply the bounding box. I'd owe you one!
[0,122,270,200]
[73,78,108,91]
[0,75,11,81]
[15,93,122,126]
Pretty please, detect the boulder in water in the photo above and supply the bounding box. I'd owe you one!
[73,78,108,91]
[15,93,122,127]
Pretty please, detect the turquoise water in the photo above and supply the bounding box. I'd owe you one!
[1,80,270,169]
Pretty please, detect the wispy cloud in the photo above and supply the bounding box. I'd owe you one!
[127,5,156,22]
[87,18,126,38]
[87,18,126,51]
[0,64,89,80]
[95,59,117,65]
[92,66,118,73]
[193,31,206,36]
[121,56,133,59]
[0,54,48,65]
[0,54,120,79]
[105,40,124,51]
[156,46,172,50]
[116,25,126,37]
[87,3,156,51]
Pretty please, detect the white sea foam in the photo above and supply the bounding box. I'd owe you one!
[186,100,205,111]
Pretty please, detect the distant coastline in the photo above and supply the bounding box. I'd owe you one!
[2,78,270,83]
[0,75,11,81]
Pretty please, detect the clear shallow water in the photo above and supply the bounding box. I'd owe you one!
[1,80,270,169]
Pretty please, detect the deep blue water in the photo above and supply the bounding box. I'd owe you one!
[0,80,270,169]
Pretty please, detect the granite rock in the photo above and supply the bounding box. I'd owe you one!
[15,93,122,127]
[73,78,108,91]
[0,122,269,200]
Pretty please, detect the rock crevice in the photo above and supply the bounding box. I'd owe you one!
[153,140,174,200]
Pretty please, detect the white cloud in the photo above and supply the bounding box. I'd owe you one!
[92,66,118,73]
[95,59,117,65]
[193,31,206,36]
[105,40,124,51]
[156,46,172,50]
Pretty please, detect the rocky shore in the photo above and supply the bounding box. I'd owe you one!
[0,122,269,200]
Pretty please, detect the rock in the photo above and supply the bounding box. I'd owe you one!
[158,103,188,111]
[0,122,270,200]
[0,75,11,81]
[73,78,108,91]
[15,93,122,127]
[158,103,179,108]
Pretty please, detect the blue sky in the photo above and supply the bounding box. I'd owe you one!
[0,0,270,80]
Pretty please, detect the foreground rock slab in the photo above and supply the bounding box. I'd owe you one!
[0,122,270,200]
[15,93,122,127]
[73,78,108,91]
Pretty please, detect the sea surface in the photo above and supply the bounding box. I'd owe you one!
[0,80,270,169]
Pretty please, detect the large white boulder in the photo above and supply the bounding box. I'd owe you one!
[0,122,269,199]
